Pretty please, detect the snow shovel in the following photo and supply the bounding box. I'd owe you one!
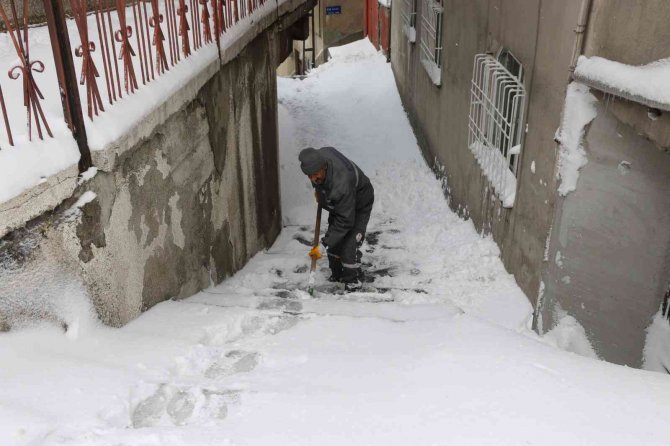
[308,205,323,295]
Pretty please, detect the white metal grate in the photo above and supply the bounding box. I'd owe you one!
[468,54,526,207]
[401,0,417,42]
[419,0,443,85]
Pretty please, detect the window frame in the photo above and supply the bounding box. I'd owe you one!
[401,0,418,43]
[419,0,444,86]
[467,51,527,207]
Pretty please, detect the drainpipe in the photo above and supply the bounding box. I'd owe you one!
[568,0,593,76]
[387,2,392,62]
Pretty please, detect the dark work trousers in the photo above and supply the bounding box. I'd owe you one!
[327,185,374,283]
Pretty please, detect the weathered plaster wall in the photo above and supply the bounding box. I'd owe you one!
[0,27,282,328]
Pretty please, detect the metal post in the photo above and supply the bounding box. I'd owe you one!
[42,0,92,172]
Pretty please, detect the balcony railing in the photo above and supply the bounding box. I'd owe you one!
[0,0,268,171]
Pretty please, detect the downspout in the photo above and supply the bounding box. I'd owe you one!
[568,0,593,76]
[387,1,392,62]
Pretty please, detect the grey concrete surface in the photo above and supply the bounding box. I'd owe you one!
[541,99,670,367]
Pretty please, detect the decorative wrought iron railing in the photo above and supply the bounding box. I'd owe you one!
[0,0,269,171]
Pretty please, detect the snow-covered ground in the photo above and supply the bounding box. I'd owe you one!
[2,39,670,446]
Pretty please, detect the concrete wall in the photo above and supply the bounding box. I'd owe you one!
[540,99,670,367]
[321,0,364,48]
[390,0,582,305]
[538,0,670,366]
[584,0,670,66]
[0,11,294,328]
[390,0,670,366]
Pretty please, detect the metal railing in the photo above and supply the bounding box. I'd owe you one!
[0,0,269,170]
[468,54,526,207]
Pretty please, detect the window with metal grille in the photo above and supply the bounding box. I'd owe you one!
[467,52,526,208]
[419,0,443,86]
[401,0,417,42]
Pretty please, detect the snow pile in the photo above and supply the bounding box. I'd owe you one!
[543,314,599,359]
[643,309,670,373]
[0,0,277,205]
[575,55,670,109]
[556,82,598,196]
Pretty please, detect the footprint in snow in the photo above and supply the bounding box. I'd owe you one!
[131,384,239,427]
[205,350,261,379]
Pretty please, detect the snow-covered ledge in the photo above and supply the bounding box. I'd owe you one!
[0,0,309,240]
[403,24,416,43]
[421,58,441,87]
[573,56,670,112]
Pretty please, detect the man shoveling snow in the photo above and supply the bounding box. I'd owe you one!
[299,147,374,291]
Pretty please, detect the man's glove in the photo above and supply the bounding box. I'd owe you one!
[308,245,321,260]
[320,236,328,248]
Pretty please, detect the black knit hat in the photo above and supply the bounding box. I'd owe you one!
[299,147,326,175]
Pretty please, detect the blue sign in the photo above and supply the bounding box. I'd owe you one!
[326,5,342,15]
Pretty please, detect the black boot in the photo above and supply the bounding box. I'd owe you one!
[344,280,362,292]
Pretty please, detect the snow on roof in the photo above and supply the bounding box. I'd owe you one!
[574,55,670,111]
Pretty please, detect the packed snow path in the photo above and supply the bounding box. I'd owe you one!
[2,39,670,445]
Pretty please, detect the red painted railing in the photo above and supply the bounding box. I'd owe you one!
[0,0,269,170]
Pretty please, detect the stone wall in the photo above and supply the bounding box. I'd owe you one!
[0,19,285,328]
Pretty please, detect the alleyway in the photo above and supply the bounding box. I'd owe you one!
[2,39,670,445]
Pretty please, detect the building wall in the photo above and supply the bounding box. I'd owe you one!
[279,0,362,76]
[390,0,582,306]
[391,0,670,366]
[584,0,670,66]
[0,26,283,328]
[539,0,670,366]
[541,98,670,366]
[321,0,364,48]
